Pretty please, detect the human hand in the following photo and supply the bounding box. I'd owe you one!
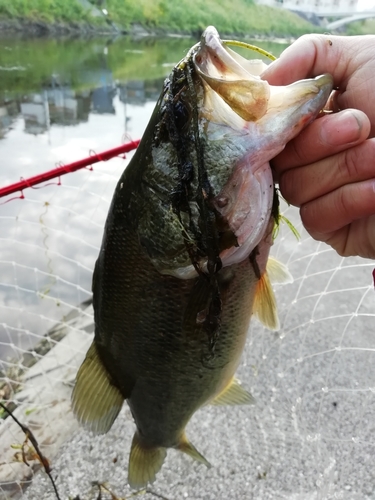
[262,34,375,259]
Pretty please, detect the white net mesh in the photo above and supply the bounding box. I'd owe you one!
[1,98,375,500]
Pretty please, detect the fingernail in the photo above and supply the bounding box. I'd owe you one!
[320,110,363,146]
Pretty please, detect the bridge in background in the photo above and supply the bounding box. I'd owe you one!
[326,12,375,28]
[313,9,375,17]
[255,1,375,27]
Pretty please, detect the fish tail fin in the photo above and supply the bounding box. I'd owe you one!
[71,340,124,434]
[128,431,167,489]
[177,433,211,468]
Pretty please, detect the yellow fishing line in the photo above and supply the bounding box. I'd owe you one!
[222,40,276,61]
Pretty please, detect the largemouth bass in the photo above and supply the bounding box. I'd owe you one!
[72,27,332,488]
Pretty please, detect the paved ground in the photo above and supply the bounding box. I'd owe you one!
[3,204,375,500]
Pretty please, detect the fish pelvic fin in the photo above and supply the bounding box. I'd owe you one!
[253,270,280,331]
[211,377,255,406]
[71,340,124,434]
[177,434,211,468]
[128,432,167,489]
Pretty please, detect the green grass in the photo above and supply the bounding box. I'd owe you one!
[105,0,318,36]
[0,0,320,38]
[0,0,91,23]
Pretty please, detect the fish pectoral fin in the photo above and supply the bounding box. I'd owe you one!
[128,432,167,489]
[210,377,255,406]
[266,257,293,284]
[177,434,211,468]
[253,271,280,331]
[71,341,124,434]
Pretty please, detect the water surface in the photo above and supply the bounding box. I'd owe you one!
[0,35,288,361]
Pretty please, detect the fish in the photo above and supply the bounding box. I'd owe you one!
[71,26,333,489]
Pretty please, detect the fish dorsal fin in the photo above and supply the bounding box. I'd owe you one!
[267,257,293,284]
[211,377,255,406]
[177,434,211,468]
[128,432,167,489]
[253,271,280,331]
[71,341,124,434]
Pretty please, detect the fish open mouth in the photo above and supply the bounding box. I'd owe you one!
[193,27,271,122]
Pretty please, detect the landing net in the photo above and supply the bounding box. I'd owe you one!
[0,117,374,500]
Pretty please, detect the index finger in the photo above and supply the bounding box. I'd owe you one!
[262,34,363,88]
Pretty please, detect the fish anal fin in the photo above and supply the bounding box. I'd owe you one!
[71,341,124,434]
[177,434,211,468]
[267,257,293,284]
[253,271,280,331]
[128,432,167,489]
[211,377,255,406]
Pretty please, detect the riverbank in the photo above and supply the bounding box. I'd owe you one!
[0,18,302,41]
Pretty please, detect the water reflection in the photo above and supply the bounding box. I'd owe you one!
[0,35,288,361]
[0,79,164,139]
[0,35,286,139]
[0,100,18,138]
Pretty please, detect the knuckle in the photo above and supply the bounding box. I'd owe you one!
[335,186,354,221]
[291,139,309,166]
[279,172,301,206]
[327,228,352,258]
[298,33,330,52]
[337,147,360,181]
[282,137,311,172]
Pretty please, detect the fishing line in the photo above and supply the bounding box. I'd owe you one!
[222,39,276,61]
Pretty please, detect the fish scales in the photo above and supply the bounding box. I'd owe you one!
[72,26,333,489]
